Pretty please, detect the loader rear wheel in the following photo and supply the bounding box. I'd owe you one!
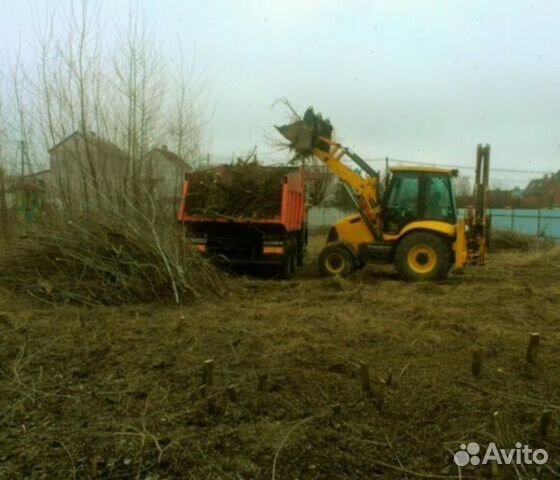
[319,243,355,277]
[395,232,450,282]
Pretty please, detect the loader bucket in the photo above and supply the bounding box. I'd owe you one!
[276,120,314,152]
[275,107,333,154]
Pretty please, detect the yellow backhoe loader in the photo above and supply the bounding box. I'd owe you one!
[277,108,490,281]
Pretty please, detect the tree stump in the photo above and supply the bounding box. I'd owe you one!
[526,333,540,364]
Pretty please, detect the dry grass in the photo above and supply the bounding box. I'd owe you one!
[0,238,559,478]
[490,229,555,252]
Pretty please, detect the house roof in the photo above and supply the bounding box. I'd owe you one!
[525,178,546,195]
[48,131,129,163]
[145,147,190,170]
[524,176,560,196]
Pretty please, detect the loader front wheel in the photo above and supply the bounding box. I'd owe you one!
[395,232,450,281]
[319,243,355,277]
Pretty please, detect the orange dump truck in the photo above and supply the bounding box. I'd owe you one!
[178,165,307,277]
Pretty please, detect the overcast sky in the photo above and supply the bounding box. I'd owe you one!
[1,0,559,187]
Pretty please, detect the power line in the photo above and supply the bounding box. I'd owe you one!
[212,152,555,176]
[365,157,553,175]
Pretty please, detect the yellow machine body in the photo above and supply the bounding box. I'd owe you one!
[313,147,481,280]
[330,213,470,273]
[276,108,488,280]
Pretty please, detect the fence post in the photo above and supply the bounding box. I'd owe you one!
[510,209,515,231]
[537,209,541,236]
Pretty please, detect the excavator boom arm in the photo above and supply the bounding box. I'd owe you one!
[312,140,378,203]
[312,139,381,237]
[276,108,381,236]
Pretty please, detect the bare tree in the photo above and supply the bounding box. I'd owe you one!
[167,44,206,165]
[455,174,472,197]
[4,0,206,221]
[112,6,166,204]
[28,0,106,211]
[0,168,8,240]
[306,160,332,206]
[0,83,10,239]
[490,179,506,191]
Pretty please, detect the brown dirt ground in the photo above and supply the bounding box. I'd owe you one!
[1,236,560,479]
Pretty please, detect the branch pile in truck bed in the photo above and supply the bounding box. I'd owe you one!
[186,158,295,218]
[0,210,224,305]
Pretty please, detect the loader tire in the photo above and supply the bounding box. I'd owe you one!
[318,243,355,277]
[395,232,450,282]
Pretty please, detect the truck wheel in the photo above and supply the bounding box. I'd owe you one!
[318,243,355,277]
[296,235,305,267]
[291,251,298,272]
[280,251,295,278]
[279,237,297,279]
[395,232,450,281]
[296,248,304,267]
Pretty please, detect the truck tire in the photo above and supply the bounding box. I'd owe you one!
[395,232,450,281]
[296,227,307,266]
[318,243,355,277]
[280,255,292,278]
[280,237,297,279]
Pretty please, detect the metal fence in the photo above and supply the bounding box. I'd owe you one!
[308,207,560,239]
[477,209,560,239]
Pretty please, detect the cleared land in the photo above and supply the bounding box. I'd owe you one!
[1,236,559,479]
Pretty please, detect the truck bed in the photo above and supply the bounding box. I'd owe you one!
[177,165,307,271]
[178,166,306,232]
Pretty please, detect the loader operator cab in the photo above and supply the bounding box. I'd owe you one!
[382,167,457,234]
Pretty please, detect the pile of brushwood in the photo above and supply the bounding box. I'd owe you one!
[0,209,224,305]
[186,155,295,218]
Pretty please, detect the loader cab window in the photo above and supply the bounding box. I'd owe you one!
[383,172,457,233]
[425,175,456,223]
[384,174,420,231]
